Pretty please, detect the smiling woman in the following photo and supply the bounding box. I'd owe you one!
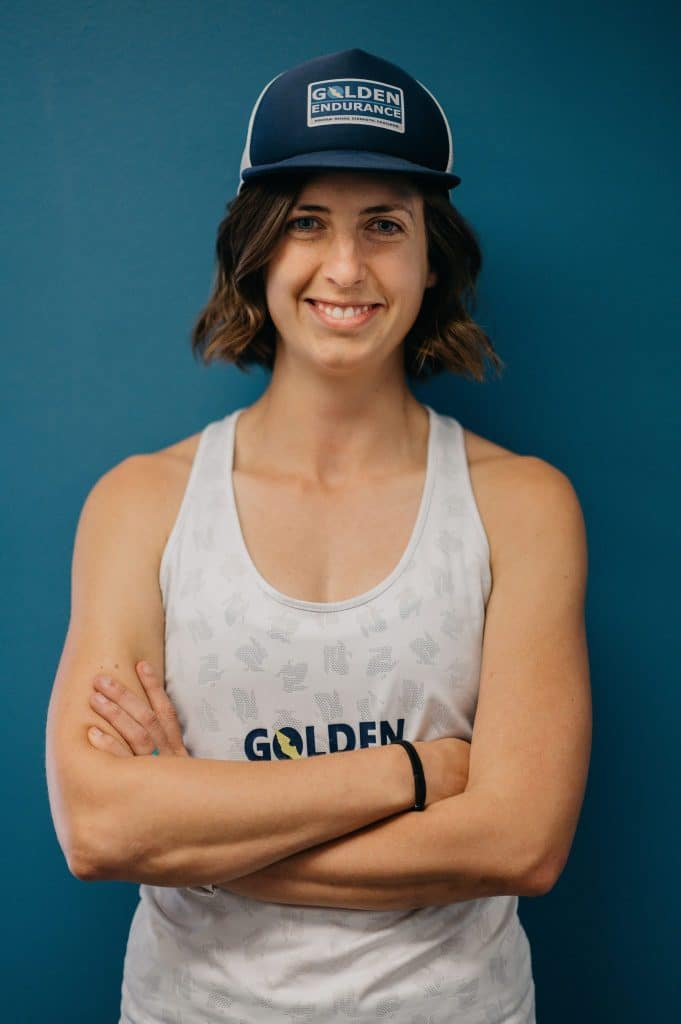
[260,169,449,386]
[47,45,591,1024]
[191,168,503,381]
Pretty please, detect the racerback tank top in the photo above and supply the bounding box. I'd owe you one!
[118,403,536,1024]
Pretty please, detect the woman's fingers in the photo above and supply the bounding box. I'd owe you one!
[87,725,135,757]
[85,666,190,760]
[90,676,165,756]
[135,662,189,757]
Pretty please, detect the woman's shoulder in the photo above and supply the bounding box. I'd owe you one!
[123,429,204,497]
[155,428,204,467]
[459,424,579,575]
[114,428,206,561]
[461,422,569,486]
[461,423,516,466]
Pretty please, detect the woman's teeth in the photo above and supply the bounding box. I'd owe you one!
[314,302,373,319]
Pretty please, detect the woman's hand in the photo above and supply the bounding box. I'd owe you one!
[87,662,189,758]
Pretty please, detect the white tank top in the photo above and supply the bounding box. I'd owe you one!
[118,403,536,1023]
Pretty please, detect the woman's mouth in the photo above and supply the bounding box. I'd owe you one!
[305,299,382,330]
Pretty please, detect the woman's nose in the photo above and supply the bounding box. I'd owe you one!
[321,235,366,289]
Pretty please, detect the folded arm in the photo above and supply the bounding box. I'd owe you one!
[49,454,590,910]
[215,788,537,910]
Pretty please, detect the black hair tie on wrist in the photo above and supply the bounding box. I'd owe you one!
[393,739,427,811]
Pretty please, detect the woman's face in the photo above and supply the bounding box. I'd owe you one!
[263,171,437,377]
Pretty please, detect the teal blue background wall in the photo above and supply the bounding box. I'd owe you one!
[2,1,679,1020]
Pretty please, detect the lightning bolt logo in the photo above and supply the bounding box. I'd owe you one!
[274,728,302,759]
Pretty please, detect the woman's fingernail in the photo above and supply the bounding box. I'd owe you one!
[89,728,102,738]
[141,662,152,675]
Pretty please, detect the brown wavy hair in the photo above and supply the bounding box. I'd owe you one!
[190,171,504,381]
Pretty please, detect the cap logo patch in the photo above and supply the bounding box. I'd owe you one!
[307,77,405,133]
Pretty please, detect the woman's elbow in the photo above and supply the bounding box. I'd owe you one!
[46,735,134,881]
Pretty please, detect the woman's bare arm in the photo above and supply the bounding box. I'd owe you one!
[86,742,428,885]
[216,788,538,910]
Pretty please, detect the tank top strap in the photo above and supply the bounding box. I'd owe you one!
[428,408,492,602]
[159,410,237,600]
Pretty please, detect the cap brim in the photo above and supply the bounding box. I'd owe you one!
[240,149,461,188]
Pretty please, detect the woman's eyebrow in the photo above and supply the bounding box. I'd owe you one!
[293,203,414,222]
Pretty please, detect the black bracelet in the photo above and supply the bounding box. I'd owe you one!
[393,739,427,811]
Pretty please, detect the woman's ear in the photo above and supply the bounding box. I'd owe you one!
[426,267,438,288]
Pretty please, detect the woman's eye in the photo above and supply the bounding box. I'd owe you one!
[287,217,318,231]
[372,219,403,235]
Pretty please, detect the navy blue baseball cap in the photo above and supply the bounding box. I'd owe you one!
[237,48,462,195]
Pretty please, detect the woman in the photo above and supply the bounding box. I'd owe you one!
[47,48,591,1024]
